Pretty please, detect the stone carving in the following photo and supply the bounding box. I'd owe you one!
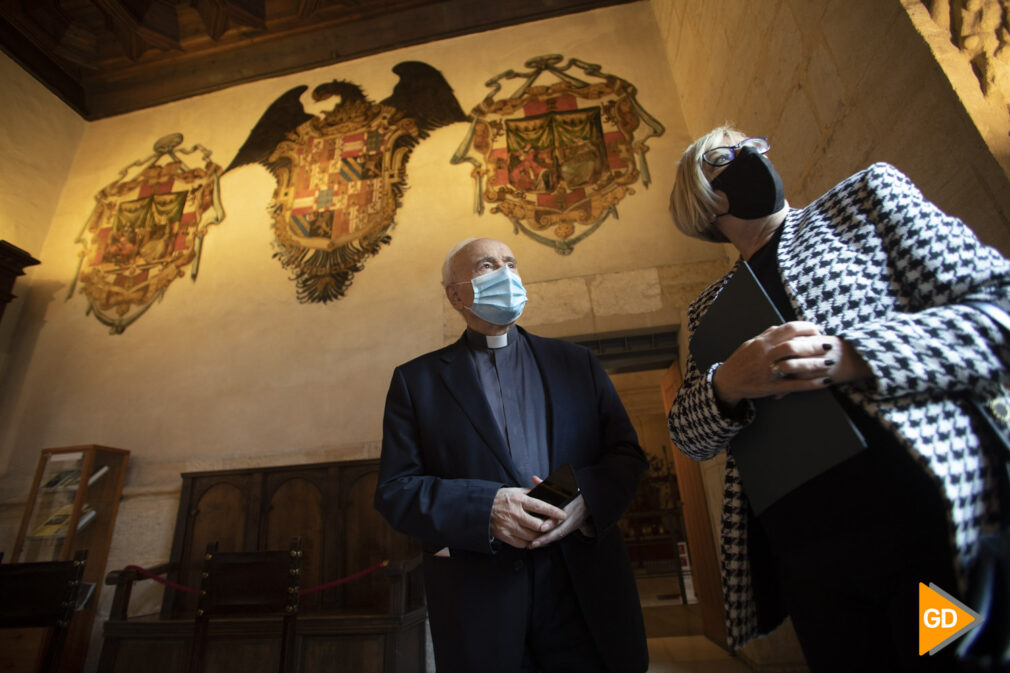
[922,0,1010,100]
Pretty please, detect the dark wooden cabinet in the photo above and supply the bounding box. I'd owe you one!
[99,459,425,673]
[0,240,40,325]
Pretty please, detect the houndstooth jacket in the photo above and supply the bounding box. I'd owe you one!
[667,163,1010,649]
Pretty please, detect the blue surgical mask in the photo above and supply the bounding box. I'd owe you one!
[463,265,527,325]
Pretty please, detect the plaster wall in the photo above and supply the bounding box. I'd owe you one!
[0,54,84,259]
[0,53,86,384]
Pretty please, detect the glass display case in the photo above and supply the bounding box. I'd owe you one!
[14,446,128,564]
[10,445,129,673]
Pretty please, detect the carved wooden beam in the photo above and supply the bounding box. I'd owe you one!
[223,0,268,29]
[194,0,267,40]
[94,0,182,57]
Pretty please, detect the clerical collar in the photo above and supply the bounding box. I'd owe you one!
[465,326,515,350]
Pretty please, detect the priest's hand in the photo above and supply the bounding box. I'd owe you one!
[490,486,566,549]
[528,476,589,549]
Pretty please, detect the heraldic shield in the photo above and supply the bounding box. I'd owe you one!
[451,55,664,254]
[225,63,467,303]
[68,134,225,334]
[266,95,415,303]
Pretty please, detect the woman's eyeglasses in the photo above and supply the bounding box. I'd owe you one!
[701,137,770,167]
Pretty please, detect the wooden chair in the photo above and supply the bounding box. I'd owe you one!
[99,460,426,673]
[0,549,87,673]
[188,538,302,673]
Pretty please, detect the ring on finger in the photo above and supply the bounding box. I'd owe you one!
[769,361,787,379]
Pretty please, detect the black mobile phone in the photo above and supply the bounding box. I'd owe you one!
[527,463,580,510]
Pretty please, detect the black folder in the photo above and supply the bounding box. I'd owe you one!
[688,262,866,514]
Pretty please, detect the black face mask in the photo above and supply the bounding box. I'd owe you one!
[710,146,785,219]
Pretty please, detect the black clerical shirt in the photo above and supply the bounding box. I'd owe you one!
[464,327,549,485]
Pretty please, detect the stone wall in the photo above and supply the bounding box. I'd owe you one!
[921,0,1010,99]
[905,0,1010,188]
[653,0,1010,254]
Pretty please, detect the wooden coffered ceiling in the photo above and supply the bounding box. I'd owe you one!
[0,0,636,120]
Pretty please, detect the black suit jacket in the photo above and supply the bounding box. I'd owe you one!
[375,328,649,672]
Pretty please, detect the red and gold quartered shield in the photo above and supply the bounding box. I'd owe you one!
[266,99,418,302]
[226,64,466,302]
[452,55,664,254]
[68,134,224,333]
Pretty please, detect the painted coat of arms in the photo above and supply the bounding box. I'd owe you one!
[225,61,466,302]
[68,134,225,333]
[452,55,664,254]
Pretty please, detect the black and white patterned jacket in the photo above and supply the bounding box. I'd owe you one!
[667,163,1010,649]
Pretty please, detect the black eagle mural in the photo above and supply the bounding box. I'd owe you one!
[226,61,467,302]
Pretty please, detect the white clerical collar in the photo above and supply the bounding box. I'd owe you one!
[485,333,508,349]
[465,327,514,350]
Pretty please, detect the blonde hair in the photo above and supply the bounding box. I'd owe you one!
[441,238,478,287]
[668,124,746,242]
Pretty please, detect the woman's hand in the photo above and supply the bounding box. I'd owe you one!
[712,321,872,409]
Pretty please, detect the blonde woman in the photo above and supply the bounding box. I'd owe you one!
[668,126,1009,671]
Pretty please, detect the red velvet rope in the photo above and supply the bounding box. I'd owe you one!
[121,559,390,597]
[123,565,199,594]
[298,560,389,596]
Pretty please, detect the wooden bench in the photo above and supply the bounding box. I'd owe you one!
[97,459,425,673]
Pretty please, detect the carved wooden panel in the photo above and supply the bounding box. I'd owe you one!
[340,467,389,610]
[265,475,325,609]
[175,475,256,616]
[204,636,281,672]
[103,459,425,673]
[302,634,384,672]
[164,459,418,618]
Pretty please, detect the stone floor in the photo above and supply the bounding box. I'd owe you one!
[647,635,751,673]
[639,574,751,673]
